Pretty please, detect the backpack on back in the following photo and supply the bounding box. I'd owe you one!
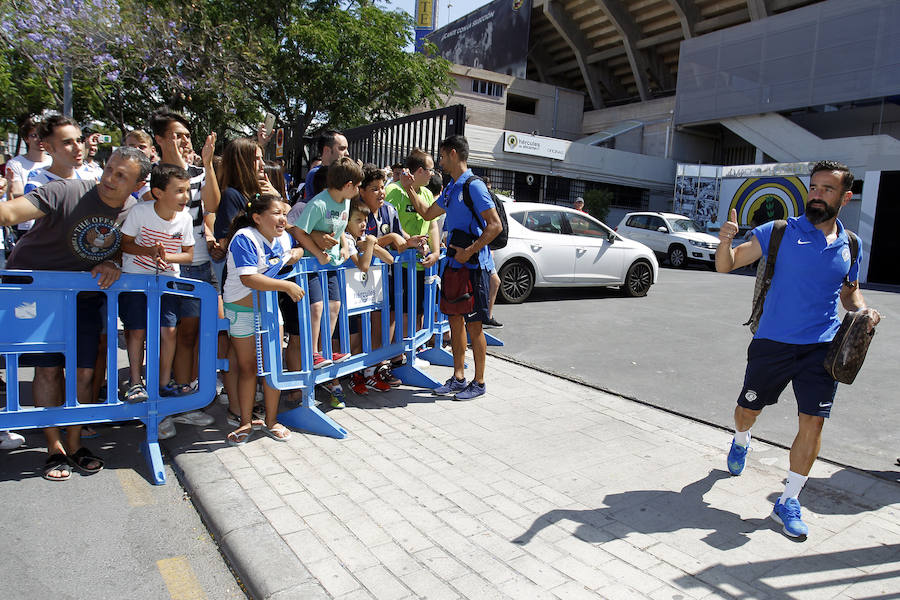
[461,176,509,250]
[744,220,859,333]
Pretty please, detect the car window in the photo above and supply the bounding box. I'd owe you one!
[510,211,526,225]
[523,210,565,234]
[566,212,609,238]
[648,216,667,231]
[668,218,701,233]
[626,215,648,229]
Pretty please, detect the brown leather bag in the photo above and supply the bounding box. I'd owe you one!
[824,311,876,384]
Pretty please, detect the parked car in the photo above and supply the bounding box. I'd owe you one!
[615,212,720,268]
[492,203,659,303]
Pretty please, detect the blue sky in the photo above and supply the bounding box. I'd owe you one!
[382,0,492,30]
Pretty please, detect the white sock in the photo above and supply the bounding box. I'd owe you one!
[779,471,808,502]
[733,429,751,447]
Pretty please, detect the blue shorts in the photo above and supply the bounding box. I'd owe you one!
[21,292,105,369]
[308,270,341,305]
[179,262,218,319]
[119,292,181,330]
[464,267,491,324]
[737,338,838,418]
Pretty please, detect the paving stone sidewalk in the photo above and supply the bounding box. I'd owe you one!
[163,355,900,600]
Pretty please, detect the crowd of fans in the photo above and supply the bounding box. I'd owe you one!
[0,109,502,478]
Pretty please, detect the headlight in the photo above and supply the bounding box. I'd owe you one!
[689,240,718,249]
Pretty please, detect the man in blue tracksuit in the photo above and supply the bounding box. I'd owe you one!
[406,135,501,401]
[715,160,880,538]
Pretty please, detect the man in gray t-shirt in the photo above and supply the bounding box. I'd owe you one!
[0,147,149,481]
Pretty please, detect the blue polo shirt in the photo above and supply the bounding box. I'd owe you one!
[753,216,860,345]
[437,169,494,270]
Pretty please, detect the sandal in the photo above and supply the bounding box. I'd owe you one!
[227,411,264,431]
[42,453,71,481]
[226,428,252,446]
[69,446,104,474]
[123,382,148,404]
[262,423,291,442]
[160,382,192,397]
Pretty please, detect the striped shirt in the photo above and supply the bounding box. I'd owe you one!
[121,201,195,275]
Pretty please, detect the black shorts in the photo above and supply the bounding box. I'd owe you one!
[401,268,427,316]
[20,292,105,369]
[278,291,301,336]
[464,267,491,324]
[737,338,838,418]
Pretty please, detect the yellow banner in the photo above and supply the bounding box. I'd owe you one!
[416,0,435,28]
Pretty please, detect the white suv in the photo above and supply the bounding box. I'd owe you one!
[615,212,719,268]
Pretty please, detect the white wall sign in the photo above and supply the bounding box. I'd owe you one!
[345,269,384,311]
[503,131,568,160]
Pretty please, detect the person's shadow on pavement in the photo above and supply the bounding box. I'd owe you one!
[513,469,770,551]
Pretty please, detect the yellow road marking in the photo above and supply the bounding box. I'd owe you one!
[157,556,206,600]
[116,468,155,507]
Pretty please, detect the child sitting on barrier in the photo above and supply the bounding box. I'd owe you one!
[223,193,303,445]
[290,157,364,369]
[119,163,195,403]
[341,198,396,399]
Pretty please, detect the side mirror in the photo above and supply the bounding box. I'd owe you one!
[657,226,667,233]
[607,233,616,243]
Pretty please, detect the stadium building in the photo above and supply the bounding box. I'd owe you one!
[415,0,899,284]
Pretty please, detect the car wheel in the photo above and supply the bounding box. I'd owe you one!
[498,260,534,304]
[623,261,653,297]
[667,244,687,268]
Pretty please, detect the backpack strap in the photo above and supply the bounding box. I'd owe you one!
[461,177,487,231]
[743,220,787,328]
[844,230,859,286]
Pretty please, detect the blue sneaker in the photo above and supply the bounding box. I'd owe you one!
[433,376,467,396]
[727,439,749,475]
[771,498,809,537]
[453,381,485,401]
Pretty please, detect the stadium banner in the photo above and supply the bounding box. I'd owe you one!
[426,0,531,78]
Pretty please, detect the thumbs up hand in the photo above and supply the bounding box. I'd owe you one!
[719,208,739,244]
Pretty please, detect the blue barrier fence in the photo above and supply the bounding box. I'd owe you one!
[254,249,445,437]
[0,251,505,483]
[0,271,226,484]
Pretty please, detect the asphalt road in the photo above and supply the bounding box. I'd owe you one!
[0,422,246,600]
[488,265,900,478]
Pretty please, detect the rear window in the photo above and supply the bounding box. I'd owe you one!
[511,211,526,225]
[626,215,649,229]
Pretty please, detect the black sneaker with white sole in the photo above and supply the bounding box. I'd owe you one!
[483,317,503,329]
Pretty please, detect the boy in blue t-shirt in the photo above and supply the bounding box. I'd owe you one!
[404,135,501,402]
[291,157,364,368]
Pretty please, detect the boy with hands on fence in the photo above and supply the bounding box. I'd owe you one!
[119,164,195,404]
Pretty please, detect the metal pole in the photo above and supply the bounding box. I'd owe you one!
[63,0,73,116]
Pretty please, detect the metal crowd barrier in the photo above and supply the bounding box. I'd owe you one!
[254,249,444,438]
[0,271,226,484]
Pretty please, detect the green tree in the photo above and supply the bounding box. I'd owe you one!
[584,188,613,224]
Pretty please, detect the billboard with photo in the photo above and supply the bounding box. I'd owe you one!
[426,0,531,78]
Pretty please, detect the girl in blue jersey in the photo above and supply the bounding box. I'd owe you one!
[223,194,304,445]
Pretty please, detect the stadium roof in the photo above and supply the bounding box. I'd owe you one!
[528,0,822,109]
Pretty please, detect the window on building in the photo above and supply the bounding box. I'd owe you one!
[507,94,537,115]
[471,78,504,97]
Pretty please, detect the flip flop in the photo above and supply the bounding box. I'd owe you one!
[262,423,291,442]
[42,453,72,481]
[226,429,252,446]
[69,447,104,474]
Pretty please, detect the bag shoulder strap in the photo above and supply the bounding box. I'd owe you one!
[743,220,787,328]
[843,229,859,285]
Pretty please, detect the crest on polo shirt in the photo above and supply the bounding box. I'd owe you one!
[71,216,120,262]
[380,223,390,235]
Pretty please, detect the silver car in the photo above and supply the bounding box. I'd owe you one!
[492,203,659,303]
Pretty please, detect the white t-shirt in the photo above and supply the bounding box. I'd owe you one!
[20,167,87,231]
[121,201,195,275]
[224,226,292,303]
[5,154,51,188]
[77,161,104,181]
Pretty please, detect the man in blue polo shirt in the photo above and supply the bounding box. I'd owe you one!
[715,160,880,538]
[406,135,501,401]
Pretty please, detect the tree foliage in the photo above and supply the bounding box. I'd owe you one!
[0,0,452,145]
[584,188,613,224]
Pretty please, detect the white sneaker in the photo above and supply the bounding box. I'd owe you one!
[0,430,25,450]
[158,417,176,440]
[171,410,214,427]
